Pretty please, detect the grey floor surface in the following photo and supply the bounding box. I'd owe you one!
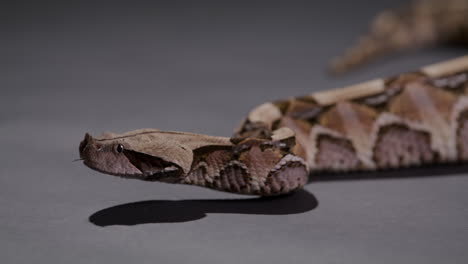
[2,0,468,263]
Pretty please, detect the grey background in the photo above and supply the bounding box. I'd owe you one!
[2,0,468,263]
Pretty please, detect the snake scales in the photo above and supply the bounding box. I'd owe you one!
[79,0,468,196]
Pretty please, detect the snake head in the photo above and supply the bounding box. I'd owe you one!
[79,129,232,183]
[79,132,185,182]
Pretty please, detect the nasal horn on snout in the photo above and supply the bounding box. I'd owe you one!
[79,133,95,156]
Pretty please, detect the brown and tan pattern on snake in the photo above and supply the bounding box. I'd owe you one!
[79,55,468,196]
[79,0,468,196]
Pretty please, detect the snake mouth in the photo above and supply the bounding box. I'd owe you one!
[143,166,184,183]
[123,150,185,182]
[82,159,145,179]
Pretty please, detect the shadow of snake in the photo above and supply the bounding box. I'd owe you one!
[89,189,318,226]
[90,163,468,226]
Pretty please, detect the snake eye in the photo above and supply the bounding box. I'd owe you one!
[116,144,124,153]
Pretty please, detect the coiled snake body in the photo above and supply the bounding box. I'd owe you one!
[79,0,468,196]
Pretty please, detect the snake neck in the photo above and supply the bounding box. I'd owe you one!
[182,136,309,196]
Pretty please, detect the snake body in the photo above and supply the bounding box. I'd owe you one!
[79,0,468,196]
